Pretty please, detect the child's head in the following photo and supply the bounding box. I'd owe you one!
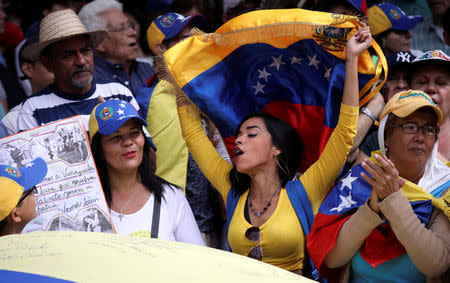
[0,158,48,235]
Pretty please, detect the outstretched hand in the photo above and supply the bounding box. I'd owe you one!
[346,24,372,58]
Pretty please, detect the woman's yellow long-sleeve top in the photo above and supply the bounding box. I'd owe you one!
[178,104,358,271]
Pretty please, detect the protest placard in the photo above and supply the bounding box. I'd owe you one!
[0,116,114,233]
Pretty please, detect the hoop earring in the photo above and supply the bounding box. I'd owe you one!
[275,157,290,176]
[234,168,241,184]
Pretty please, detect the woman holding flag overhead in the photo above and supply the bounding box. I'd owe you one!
[308,90,450,282]
[176,24,372,276]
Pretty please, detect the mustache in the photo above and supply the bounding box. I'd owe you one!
[70,65,93,76]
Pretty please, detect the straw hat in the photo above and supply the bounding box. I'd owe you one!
[22,9,107,61]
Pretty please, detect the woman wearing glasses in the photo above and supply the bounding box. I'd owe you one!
[176,26,372,276]
[310,90,450,282]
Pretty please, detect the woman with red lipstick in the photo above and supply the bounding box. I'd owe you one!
[310,90,450,282]
[89,99,204,245]
[176,26,372,276]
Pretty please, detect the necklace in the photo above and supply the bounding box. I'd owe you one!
[248,185,281,217]
[115,188,139,221]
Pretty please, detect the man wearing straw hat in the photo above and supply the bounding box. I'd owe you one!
[17,9,142,137]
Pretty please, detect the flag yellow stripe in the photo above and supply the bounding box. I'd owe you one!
[164,8,386,106]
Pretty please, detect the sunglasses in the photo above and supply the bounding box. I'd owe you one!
[18,186,37,205]
[245,226,262,260]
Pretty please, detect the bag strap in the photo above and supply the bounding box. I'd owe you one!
[225,187,240,251]
[151,195,161,238]
[286,180,321,282]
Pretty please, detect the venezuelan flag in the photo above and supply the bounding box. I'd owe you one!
[306,151,450,280]
[162,9,386,172]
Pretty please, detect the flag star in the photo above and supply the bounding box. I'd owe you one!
[269,55,286,71]
[117,109,124,115]
[258,67,271,82]
[290,56,302,65]
[330,192,357,212]
[176,14,185,21]
[120,102,126,108]
[324,67,332,80]
[252,81,266,95]
[308,54,321,70]
[340,173,358,191]
[25,162,35,168]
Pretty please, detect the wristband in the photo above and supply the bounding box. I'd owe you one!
[361,107,377,122]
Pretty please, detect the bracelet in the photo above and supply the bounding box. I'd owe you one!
[361,107,377,122]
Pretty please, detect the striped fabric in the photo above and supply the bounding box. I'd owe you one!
[18,81,139,135]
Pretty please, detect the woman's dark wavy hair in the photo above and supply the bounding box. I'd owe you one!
[228,111,303,196]
[90,124,166,206]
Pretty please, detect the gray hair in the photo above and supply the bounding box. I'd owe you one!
[78,0,123,31]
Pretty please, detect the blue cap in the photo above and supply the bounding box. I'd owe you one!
[0,157,48,192]
[89,99,148,138]
[368,3,423,35]
[147,12,207,54]
[0,157,47,224]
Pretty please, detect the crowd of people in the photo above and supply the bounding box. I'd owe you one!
[0,0,449,282]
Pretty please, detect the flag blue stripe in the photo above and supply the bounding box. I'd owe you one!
[182,39,373,138]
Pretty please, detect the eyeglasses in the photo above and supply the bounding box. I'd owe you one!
[245,226,262,260]
[18,186,37,204]
[391,122,440,136]
[108,21,136,33]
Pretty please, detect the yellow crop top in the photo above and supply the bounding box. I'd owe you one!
[178,103,358,271]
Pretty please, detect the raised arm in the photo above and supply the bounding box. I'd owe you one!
[176,95,233,203]
[300,25,372,211]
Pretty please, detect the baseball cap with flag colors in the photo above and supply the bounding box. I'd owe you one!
[89,99,147,142]
[380,90,443,123]
[368,3,423,35]
[147,12,206,54]
[0,158,48,221]
[412,49,450,65]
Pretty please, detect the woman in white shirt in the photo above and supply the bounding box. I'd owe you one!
[89,99,204,245]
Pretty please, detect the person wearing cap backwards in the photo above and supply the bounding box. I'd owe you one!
[17,10,145,144]
[0,158,48,236]
[143,13,224,247]
[78,0,155,95]
[316,90,450,282]
[139,12,206,191]
[89,99,204,244]
[368,3,423,56]
[410,49,450,161]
